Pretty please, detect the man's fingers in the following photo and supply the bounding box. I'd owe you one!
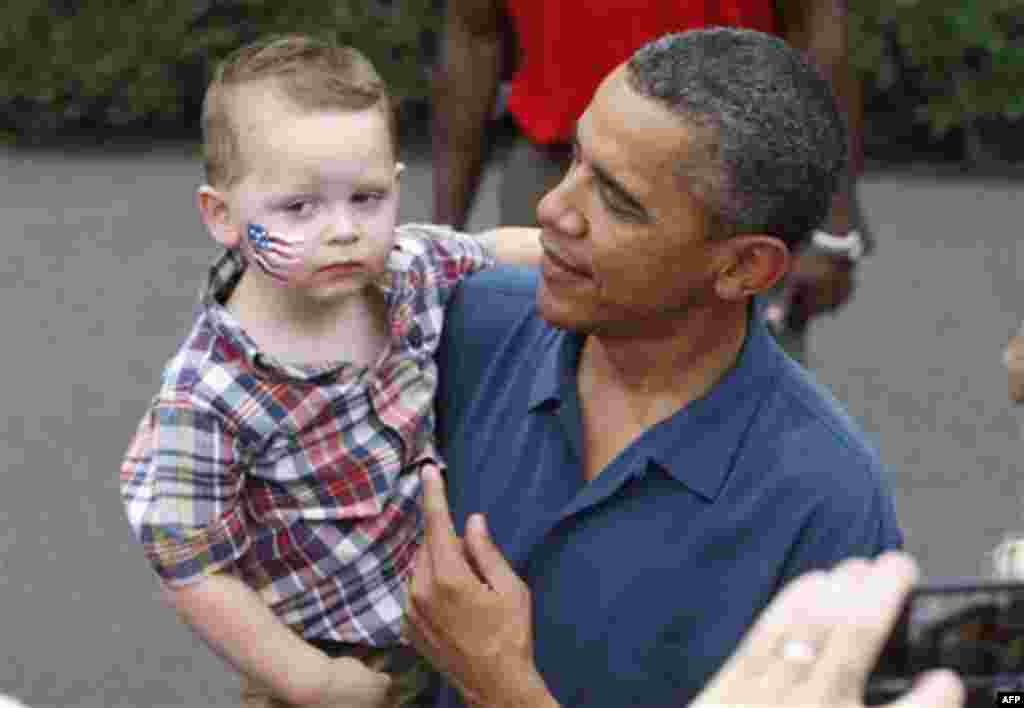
[409,542,434,602]
[420,464,465,571]
[406,544,433,624]
[891,670,965,708]
[464,514,522,593]
[706,568,831,686]
[811,552,919,698]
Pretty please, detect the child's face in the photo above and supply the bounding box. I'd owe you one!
[221,85,401,301]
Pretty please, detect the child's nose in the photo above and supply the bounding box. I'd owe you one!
[326,209,359,245]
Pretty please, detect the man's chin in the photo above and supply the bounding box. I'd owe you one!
[536,285,590,333]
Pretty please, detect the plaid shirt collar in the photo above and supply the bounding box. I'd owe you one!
[200,248,401,384]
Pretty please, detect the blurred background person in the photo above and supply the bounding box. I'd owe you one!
[431,0,872,362]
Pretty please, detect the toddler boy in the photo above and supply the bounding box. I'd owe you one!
[120,34,537,707]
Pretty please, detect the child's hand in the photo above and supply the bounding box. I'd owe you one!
[306,656,392,708]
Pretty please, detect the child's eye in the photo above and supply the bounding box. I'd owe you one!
[352,191,386,206]
[284,199,317,217]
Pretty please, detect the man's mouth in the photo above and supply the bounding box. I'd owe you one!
[541,245,591,278]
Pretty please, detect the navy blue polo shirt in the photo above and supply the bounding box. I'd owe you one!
[434,266,902,708]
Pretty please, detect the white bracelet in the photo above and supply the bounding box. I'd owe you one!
[811,229,865,262]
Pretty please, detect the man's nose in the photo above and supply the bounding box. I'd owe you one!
[537,169,586,237]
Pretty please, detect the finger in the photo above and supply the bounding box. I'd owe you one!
[405,544,433,632]
[810,552,919,699]
[891,669,965,708]
[420,464,469,573]
[830,556,874,586]
[465,514,522,594]
[783,279,815,326]
[404,548,447,667]
[403,605,443,674]
[408,541,434,607]
[709,569,831,683]
[695,569,835,707]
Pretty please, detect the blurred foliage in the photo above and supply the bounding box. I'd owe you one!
[849,0,1024,138]
[0,0,440,143]
[1,1,1022,153]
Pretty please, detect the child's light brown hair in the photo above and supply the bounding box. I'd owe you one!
[202,34,397,189]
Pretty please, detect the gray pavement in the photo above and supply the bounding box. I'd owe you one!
[0,142,1022,707]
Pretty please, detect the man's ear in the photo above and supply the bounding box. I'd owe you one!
[196,185,241,248]
[712,235,791,302]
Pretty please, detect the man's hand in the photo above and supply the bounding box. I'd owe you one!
[782,249,856,330]
[405,465,557,708]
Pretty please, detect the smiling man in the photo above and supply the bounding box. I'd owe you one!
[409,28,903,708]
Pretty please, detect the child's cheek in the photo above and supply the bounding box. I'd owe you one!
[243,222,315,285]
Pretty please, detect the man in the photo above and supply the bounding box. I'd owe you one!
[408,478,961,708]
[410,28,902,708]
[431,0,872,361]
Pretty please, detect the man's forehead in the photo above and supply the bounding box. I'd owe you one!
[579,76,694,186]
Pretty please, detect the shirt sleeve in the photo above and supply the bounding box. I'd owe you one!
[120,391,251,586]
[777,459,904,586]
[397,223,496,302]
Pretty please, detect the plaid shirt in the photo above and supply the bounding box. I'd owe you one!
[120,223,493,645]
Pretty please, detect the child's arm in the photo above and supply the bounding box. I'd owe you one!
[476,227,542,266]
[166,573,391,706]
[123,399,389,706]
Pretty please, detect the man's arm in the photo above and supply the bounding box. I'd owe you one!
[166,574,390,706]
[1003,323,1024,402]
[777,0,866,242]
[773,0,868,328]
[432,0,505,229]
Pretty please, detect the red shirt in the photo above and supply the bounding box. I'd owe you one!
[505,0,776,145]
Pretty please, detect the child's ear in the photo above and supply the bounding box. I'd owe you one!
[197,185,240,248]
[395,162,406,179]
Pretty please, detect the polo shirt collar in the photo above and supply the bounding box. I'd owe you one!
[528,299,783,501]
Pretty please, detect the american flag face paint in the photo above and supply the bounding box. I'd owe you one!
[244,222,308,284]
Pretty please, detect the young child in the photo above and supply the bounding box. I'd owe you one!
[119,35,538,707]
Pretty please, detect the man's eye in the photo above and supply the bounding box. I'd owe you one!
[599,185,640,221]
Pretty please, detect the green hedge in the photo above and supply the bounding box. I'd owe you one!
[848,0,1024,160]
[0,0,439,142]
[1,1,1021,152]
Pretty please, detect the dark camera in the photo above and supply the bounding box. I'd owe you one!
[867,580,1024,704]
